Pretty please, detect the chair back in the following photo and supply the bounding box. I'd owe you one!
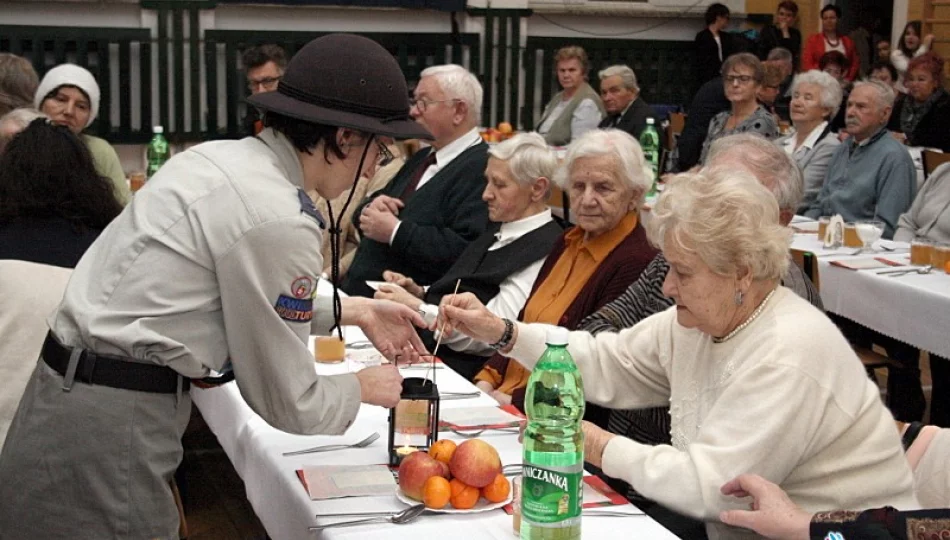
[922,150,950,179]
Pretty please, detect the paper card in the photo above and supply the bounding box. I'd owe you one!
[829,257,905,271]
[439,406,523,429]
[297,465,396,500]
[503,475,630,515]
[791,221,820,233]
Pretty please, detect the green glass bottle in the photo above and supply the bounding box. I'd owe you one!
[146,125,169,180]
[521,327,585,540]
[639,117,660,197]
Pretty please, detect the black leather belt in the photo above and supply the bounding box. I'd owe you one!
[42,332,189,394]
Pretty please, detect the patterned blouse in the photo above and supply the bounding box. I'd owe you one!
[698,105,779,165]
[812,507,950,539]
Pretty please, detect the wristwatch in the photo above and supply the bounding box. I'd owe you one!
[489,318,514,351]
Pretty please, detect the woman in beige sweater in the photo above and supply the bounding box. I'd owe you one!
[441,169,918,538]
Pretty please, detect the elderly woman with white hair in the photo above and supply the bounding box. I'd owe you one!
[34,64,129,204]
[776,70,842,213]
[441,168,918,538]
[468,129,658,419]
[375,133,564,380]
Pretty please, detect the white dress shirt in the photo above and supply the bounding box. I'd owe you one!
[420,208,554,355]
[782,121,828,159]
[389,127,483,244]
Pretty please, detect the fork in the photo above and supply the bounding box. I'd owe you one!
[449,426,521,438]
[282,432,380,457]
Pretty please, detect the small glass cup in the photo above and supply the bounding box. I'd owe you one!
[843,223,862,248]
[314,336,346,364]
[855,220,884,252]
[512,476,522,535]
[129,171,146,192]
[932,244,950,273]
[911,240,933,266]
[817,216,830,239]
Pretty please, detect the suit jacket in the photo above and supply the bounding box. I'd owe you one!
[694,29,734,92]
[342,143,490,298]
[597,97,658,140]
[678,77,729,171]
[778,125,841,214]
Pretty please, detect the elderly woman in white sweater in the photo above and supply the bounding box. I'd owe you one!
[440,169,918,538]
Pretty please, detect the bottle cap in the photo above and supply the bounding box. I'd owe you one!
[545,326,569,346]
[646,117,655,125]
[153,126,164,134]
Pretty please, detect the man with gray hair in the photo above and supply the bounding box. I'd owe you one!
[804,80,916,239]
[579,132,821,536]
[597,64,659,139]
[343,64,489,297]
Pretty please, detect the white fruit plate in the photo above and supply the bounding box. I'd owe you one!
[395,487,512,514]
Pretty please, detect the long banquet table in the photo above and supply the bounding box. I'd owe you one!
[789,229,950,359]
[192,329,678,539]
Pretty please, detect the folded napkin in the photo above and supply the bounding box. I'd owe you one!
[440,404,524,430]
[296,464,396,500]
[823,215,845,248]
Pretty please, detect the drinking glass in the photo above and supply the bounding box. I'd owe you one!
[855,220,885,252]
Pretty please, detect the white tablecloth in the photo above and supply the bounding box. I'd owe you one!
[790,231,950,358]
[192,329,677,540]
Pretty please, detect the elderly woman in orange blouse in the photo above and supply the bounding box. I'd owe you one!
[472,128,657,426]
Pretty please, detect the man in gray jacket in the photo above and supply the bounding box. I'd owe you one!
[804,80,916,238]
[0,35,430,539]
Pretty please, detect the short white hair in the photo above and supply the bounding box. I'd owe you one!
[420,64,483,125]
[852,80,896,111]
[791,70,844,119]
[0,107,46,132]
[767,47,793,65]
[553,129,652,207]
[598,65,639,92]
[650,169,790,280]
[706,133,804,214]
[488,132,558,195]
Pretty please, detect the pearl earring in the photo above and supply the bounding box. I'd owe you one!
[734,290,744,306]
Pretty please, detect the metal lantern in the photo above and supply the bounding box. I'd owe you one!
[388,377,440,466]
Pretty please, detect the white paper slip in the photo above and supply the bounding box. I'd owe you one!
[298,464,396,500]
[365,280,386,291]
[440,406,522,428]
[791,221,819,233]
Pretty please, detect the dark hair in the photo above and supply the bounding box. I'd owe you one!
[242,44,288,72]
[870,61,899,81]
[898,21,923,57]
[819,50,849,71]
[262,111,347,161]
[777,1,798,16]
[0,119,122,230]
[705,3,730,26]
[820,5,841,18]
[907,51,945,81]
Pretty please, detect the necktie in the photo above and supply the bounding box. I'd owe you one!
[611,115,621,128]
[400,151,437,200]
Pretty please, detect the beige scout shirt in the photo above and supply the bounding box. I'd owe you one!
[49,128,360,435]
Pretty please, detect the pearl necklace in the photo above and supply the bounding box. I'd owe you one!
[712,287,777,344]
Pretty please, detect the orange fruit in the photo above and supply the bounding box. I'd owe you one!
[498,122,513,134]
[449,478,480,510]
[481,473,511,503]
[428,439,457,465]
[423,476,451,509]
[945,260,950,274]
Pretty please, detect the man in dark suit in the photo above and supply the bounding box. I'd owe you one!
[597,65,658,139]
[342,65,489,298]
[677,76,729,171]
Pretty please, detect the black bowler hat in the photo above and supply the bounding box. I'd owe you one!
[247,34,432,140]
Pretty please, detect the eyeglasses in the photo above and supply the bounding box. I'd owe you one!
[375,139,395,168]
[409,98,460,113]
[724,75,755,85]
[248,76,281,92]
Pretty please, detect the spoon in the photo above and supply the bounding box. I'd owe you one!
[882,265,934,278]
[309,504,426,530]
[282,432,380,457]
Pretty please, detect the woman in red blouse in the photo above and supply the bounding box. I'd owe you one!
[802,5,859,81]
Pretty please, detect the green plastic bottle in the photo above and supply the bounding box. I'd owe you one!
[639,117,660,197]
[146,125,169,180]
[521,327,585,540]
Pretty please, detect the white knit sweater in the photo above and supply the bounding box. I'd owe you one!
[508,286,919,539]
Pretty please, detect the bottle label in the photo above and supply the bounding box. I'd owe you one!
[521,463,583,524]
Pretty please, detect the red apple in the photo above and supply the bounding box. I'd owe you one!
[398,451,449,501]
[449,439,502,488]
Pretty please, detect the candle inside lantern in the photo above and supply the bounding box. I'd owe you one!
[395,445,418,462]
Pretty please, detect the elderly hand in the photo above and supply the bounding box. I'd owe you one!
[357,299,429,361]
[383,270,424,298]
[368,194,404,215]
[438,292,507,345]
[719,474,813,540]
[355,365,404,408]
[374,283,423,311]
[491,390,512,406]
[582,420,616,469]
[359,204,400,243]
